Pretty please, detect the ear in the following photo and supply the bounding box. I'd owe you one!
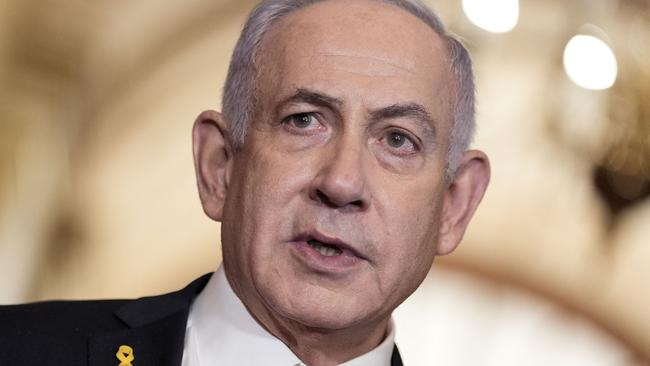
[192,110,233,222]
[436,150,490,255]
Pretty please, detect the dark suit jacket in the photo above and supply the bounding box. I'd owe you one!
[0,274,403,366]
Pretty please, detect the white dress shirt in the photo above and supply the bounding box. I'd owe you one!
[181,266,396,366]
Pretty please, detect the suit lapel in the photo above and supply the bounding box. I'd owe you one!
[87,274,211,366]
[87,310,188,366]
[391,344,403,366]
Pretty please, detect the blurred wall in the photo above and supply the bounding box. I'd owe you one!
[1,0,648,363]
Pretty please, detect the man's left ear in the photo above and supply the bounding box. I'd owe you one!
[437,150,490,255]
[192,110,233,222]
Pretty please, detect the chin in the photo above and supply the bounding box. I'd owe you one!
[283,305,368,331]
[259,281,378,331]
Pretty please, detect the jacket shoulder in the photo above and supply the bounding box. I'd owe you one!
[0,299,130,365]
[1,299,129,333]
[0,275,211,365]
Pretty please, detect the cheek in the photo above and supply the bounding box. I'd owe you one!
[224,145,314,244]
[387,206,439,264]
[373,180,444,283]
[246,152,311,205]
[377,219,439,309]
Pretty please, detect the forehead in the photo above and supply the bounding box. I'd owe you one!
[256,0,454,126]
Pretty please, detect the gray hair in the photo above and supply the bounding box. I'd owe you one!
[222,0,475,176]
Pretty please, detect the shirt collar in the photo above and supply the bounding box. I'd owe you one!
[184,265,395,366]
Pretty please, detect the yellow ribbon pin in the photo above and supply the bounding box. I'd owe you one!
[116,345,135,366]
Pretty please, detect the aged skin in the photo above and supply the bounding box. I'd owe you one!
[192,0,490,365]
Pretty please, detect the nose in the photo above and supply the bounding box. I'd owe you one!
[309,141,370,211]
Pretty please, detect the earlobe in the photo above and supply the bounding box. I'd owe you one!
[192,110,233,222]
[437,150,490,255]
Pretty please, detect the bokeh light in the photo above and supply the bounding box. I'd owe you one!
[462,0,519,33]
[563,34,618,90]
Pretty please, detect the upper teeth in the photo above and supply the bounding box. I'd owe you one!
[308,240,342,257]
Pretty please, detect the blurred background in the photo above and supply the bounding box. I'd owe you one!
[0,0,648,364]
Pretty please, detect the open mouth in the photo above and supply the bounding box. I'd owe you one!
[307,239,343,257]
[291,231,366,270]
[295,231,366,260]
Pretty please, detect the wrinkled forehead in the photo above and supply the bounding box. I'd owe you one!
[254,0,455,115]
[260,0,449,74]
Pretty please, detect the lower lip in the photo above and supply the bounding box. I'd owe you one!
[289,241,364,273]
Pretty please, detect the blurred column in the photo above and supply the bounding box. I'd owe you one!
[0,0,92,302]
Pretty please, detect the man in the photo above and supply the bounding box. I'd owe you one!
[0,0,489,365]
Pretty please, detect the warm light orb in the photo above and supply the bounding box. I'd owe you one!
[563,34,618,90]
[462,0,519,33]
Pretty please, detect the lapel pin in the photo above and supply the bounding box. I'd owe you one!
[116,345,135,366]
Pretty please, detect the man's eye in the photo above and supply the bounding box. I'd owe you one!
[286,113,317,129]
[387,132,407,148]
[384,131,417,153]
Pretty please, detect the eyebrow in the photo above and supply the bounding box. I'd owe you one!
[370,103,437,142]
[277,88,437,141]
[278,88,343,110]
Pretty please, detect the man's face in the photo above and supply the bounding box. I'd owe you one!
[221,0,456,330]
